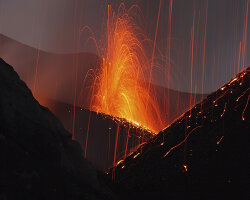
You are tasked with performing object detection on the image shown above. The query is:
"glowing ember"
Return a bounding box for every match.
[220,103,227,117]
[216,136,224,145]
[220,86,226,91]
[90,4,163,133]
[182,164,188,172]
[133,152,140,159]
[117,159,124,165]
[163,125,203,157]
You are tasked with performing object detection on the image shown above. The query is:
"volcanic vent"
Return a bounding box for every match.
[88,4,165,134]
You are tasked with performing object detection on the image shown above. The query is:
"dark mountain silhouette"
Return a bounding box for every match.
[108,67,250,199]
[0,58,112,200]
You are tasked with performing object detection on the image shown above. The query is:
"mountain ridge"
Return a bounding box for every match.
[108,67,250,199]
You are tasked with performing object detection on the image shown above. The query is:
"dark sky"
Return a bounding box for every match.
[0,0,249,93]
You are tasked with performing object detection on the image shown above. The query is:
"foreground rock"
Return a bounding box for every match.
[0,58,112,200]
[109,67,250,199]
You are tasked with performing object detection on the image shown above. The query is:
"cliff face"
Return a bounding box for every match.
[109,68,250,199]
[0,58,111,200]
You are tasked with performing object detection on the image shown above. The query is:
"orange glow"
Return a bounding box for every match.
[124,125,130,159]
[183,164,188,172]
[163,125,203,157]
[32,47,40,97]
[216,135,224,145]
[242,95,250,121]
[90,4,164,133]
[133,152,140,159]
[189,1,196,116]
[220,103,227,117]
[236,88,250,102]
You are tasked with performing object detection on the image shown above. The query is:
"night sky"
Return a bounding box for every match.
[0,0,249,93]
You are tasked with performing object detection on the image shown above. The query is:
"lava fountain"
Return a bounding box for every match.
[90,4,164,133]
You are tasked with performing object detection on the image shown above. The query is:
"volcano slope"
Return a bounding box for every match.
[46,100,153,171]
[42,87,205,172]
[0,58,113,200]
[108,67,250,199]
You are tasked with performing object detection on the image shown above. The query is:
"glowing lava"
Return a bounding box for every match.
[90,4,163,133]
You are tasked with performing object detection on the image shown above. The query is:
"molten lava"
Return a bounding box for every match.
[90,4,163,133]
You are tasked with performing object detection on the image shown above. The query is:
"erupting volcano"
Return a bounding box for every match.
[89,4,164,133]
[1,0,250,199]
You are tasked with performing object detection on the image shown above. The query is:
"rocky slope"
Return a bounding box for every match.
[109,67,250,199]
[0,58,111,200]
[47,100,153,171]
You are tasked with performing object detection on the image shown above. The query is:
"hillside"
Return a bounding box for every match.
[0,58,111,199]
[108,67,250,199]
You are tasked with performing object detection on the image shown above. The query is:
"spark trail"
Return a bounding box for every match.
[90,4,164,133]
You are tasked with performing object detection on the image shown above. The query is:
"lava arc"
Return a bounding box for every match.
[90,4,164,133]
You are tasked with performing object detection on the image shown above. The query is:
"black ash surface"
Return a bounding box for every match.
[0,58,112,200]
[108,67,250,199]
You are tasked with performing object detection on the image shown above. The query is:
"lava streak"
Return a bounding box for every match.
[90,4,163,133]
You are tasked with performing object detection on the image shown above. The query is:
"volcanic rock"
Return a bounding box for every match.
[46,100,153,171]
[0,58,112,200]
[109,67,250,199]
